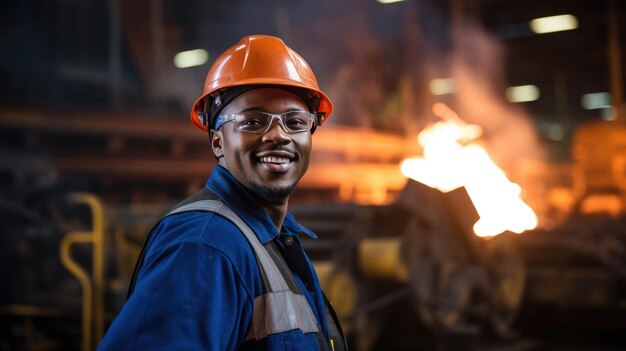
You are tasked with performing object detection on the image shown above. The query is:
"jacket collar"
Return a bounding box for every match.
[206,165,317,244]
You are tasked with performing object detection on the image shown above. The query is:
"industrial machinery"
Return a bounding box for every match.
[0,152,89,350]
[0,151,525,350]
[294,180,526,351]
[2,117,626,350]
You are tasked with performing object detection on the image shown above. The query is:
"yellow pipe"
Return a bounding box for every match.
[59,193,106,351]
[60,232,94,351]
[358,238,408,282]
[71,193,106,344]
[313,261,358,320]
[312,261,336,288]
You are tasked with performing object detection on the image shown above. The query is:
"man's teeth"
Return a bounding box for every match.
[260,156,291,164]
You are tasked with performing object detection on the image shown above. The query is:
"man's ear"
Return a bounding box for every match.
[210,129,224,158]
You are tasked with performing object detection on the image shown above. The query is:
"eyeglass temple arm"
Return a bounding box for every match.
[315,113,325,126]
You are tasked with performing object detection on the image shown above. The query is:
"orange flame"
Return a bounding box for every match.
[400,103,538,237]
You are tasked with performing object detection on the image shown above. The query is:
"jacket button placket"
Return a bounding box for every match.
[284,236,295,247]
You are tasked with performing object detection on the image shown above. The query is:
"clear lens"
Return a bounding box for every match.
[237,112,270,132]
[233,111,314,133]
[283,111,314,131]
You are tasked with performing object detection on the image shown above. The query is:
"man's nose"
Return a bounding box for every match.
[262,117,291,143]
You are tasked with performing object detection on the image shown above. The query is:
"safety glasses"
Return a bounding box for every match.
[215,111,319,134]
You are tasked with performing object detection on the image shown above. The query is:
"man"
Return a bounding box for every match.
[98,35,345,351]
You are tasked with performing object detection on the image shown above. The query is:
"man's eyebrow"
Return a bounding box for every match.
[238,106,308,113]
[238,107,264,113]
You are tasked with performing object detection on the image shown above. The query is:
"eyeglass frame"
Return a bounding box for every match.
[214,110,322,134]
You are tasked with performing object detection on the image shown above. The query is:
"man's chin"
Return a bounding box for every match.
[249,182,295,204]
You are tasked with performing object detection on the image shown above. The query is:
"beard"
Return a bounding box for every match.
[249,182,295,204]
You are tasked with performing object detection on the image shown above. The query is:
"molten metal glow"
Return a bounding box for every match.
[400,104,537,237]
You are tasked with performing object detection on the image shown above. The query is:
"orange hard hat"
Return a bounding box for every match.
[190,35,333,132]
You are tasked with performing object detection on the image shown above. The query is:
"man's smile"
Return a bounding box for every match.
[255,150,297,173]
[259,156,289,163]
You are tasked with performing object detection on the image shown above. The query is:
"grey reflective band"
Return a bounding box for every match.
[168,201,289,292]
[246,291,320,340]
[166,200,321,340]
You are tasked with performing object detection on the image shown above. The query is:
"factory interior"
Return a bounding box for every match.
[1,0,626,350]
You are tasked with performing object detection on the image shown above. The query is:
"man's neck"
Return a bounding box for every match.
[258,198,289,230]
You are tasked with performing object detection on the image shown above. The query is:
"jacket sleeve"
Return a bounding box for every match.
[98,241,253,351]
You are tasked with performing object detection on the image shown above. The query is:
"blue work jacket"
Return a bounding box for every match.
[98,165,330,351]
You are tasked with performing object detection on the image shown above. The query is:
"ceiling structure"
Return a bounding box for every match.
[481,1,618,123]
[1,0,624,161]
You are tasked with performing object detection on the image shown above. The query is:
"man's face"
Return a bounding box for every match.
[211,88,313,204]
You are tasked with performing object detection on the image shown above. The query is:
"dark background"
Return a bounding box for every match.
[1,0,626,350]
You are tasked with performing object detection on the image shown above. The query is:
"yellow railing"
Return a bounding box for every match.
[59,193,105,351]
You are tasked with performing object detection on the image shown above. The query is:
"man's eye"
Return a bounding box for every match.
[287,118,306,126]
[241,119,264,126]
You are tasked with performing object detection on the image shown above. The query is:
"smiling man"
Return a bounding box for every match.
[98,35,346,351]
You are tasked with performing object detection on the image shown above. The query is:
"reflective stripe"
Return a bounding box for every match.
[167,200,321,340]
[168,201,289,292]
[246,290,320,340]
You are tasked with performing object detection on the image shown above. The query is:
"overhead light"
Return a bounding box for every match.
[506,85,540,103]
[530,14,578,34]
[377,0,406,4]
[429,78,456,96]
[603,107,617,121]
[581,92,611,110]
[540,123,565,141]
[173,49,209,69]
